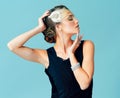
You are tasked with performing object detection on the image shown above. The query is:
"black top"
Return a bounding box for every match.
[45,41,93,98]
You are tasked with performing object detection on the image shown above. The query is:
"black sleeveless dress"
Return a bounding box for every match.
[45,41,93,98]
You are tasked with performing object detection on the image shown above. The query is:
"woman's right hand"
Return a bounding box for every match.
[38,10,50,32]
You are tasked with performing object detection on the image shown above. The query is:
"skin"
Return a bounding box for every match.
[7,9,94,90]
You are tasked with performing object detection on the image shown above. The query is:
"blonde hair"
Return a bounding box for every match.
[42,5,69,43]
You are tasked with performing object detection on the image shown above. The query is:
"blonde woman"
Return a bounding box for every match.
[8,5,94,98]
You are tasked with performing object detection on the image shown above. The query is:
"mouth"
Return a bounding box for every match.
[76,25,80,29]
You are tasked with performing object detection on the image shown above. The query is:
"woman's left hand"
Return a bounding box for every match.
[68,33,83,56]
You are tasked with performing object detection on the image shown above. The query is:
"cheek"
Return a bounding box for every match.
[62,23,74,33]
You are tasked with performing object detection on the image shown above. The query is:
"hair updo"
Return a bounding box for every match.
[42,5,69,43]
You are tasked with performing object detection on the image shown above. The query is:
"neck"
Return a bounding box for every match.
[54,34,73,54]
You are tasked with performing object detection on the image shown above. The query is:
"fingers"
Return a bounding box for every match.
[79,34,83,42]
[38,10,50,25]
[41,10,50,19]
[71,34,80,49]
[68,33,83,54]
[75,33,83,44]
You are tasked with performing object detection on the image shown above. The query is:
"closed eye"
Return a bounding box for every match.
[68,15,74,21]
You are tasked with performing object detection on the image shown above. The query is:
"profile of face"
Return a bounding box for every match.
[43,5,80,43]
[49,8,80,35]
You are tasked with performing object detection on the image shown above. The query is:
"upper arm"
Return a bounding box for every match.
[12,46,48,66]
[82,40,95,80]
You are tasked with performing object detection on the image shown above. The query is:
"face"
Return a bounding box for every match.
[59,9,80,35]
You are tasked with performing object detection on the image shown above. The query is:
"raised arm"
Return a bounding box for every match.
[68,35,94,90]
[7,11,50,67]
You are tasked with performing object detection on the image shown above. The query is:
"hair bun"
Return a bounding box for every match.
[43,27,56,43]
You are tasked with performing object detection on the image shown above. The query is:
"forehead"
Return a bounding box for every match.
[60,9,73,18]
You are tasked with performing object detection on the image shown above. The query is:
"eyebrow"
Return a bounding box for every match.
[62,13,74,20]
[68,14,74,17]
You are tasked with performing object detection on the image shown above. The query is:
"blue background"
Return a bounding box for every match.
[0,0,120,98]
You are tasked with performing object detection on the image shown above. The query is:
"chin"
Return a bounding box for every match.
[75,29,80,34]
[75,30,80,34]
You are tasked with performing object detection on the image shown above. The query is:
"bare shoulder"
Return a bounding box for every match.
[33,48,49,68]
[34,48,47,57]
[83,40,94,48]
[83,40,95,55]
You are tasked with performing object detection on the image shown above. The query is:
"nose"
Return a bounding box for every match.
[74,17,79,23]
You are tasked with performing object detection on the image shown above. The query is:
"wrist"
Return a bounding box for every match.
[71,62,81,71]
[35,26,43,33]
[68,52,75,58]
[69,53,78,66]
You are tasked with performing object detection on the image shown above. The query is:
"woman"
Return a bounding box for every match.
[7,5,94,98]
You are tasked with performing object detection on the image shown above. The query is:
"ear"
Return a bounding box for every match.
[55,24,62,31]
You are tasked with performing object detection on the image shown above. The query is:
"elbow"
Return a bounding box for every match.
[7,42,14,51]
[80,81,91,90]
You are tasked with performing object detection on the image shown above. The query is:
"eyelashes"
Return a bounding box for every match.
[68,17,73,21]
[67,15,74,21]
